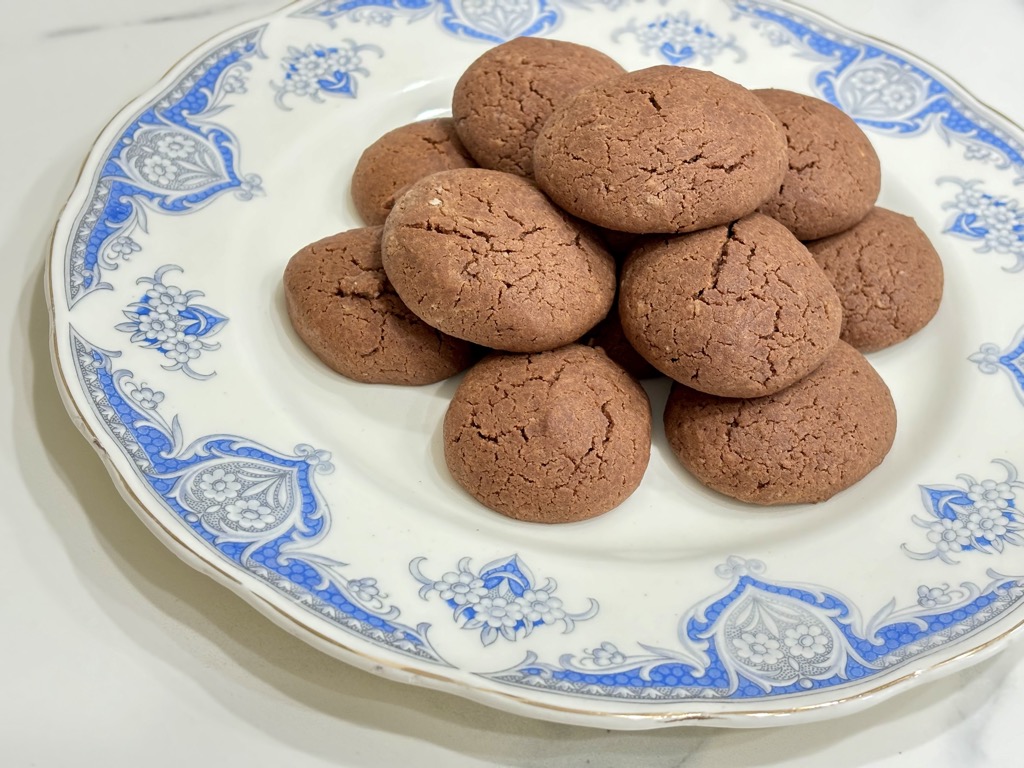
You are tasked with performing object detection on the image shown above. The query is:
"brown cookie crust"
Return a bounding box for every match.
[619,213,842,397]
[382,168,616,352]
[755,89,881,241]
[351,118,476,225]
[806,207,944,352]
[452,38,625,178]
[284,227,476,385]
[533,66,788,233]
[664,341,896,505]
[444,345,651,523]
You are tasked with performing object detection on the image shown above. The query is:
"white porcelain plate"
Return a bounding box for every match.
[47,0,1024,729]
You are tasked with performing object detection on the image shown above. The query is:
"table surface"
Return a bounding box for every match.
[4,1,1023,764]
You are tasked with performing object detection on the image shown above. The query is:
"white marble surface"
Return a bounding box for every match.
[3,0,1023,764]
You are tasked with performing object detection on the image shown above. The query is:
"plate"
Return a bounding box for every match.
[47,0,1024,729]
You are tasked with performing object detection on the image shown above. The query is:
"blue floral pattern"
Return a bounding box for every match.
[69,330,445,664]
[730,1,1024,177]
[411,555,598,645]
[903,461,1024,564]
[613,11,744,66]
[971,322,1024,404]
[291,0,614,43]
[485,557,1024,700]
[941,178,1024,273]
[272,40,383,108]
[115,265,227,380]
[64,29,265,307]
[50,0,1024,718]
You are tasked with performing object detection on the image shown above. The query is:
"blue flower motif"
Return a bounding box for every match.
[941,178,1024,272]
[272,41,383,109]
[614,12,744,66]
[411,555,598,645]
[903,460,1024,564]
[115,264,228,380]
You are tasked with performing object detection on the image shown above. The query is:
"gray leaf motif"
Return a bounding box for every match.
[169,458,309,544]
[121,126,228,193]
[833,58,929,120]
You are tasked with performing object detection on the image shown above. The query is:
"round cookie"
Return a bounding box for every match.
[664,341,896,505]
[351,118,476,225]
[284,227,477,385]
[452,37,625,178]
[619,213,842,397]
[533,66,788,234]
[806,207,944,352]
[444,345,651,523]
[755,88,881,240]
[382,168,616,352]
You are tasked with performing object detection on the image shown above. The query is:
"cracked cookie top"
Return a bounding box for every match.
[443,344,651,523]
[664,340,896,505]
[452,37,625,178]
[381,168,617,352]
[532,65,788,234]
[754,88,881,241]
[619,212,842,397]
[284,226,477,385]
[351,118,477,226]
[806,206,944,352]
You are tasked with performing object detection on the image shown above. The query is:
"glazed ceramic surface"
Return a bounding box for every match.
[48,0,1024,728]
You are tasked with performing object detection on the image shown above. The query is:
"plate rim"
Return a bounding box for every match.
[44,0,1024,729]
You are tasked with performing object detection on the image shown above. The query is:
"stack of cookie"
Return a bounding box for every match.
[284,38,943,522]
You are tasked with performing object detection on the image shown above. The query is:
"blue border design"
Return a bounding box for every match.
[291,0,613,44]
[70,329,445,665]
[484,557,1024,700]
[55,0,1024,710]
[65,28,266,308]
[730,0,1024,178]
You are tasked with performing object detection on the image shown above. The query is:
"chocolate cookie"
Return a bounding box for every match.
[444,345,651,522]
[664,341,896,505]
[619,213,842,397]
[382,168,616,352]
[806,207,944,352]
[351,118,476,225]
[755,89,881,240]
[452,38,625,178]
[284,227,476,385]
[533,66,788,234]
